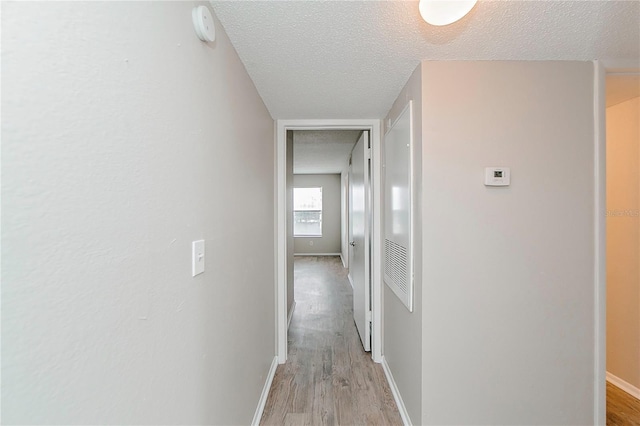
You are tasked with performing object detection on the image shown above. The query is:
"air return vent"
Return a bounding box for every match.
[383,101,413,312]
[385,239,408,294]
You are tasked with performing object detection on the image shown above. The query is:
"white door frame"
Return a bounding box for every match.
[593,59,606,426]
[275,119,383,364]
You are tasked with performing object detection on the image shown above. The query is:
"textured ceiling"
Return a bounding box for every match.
[606,74,640,107]
[293,130,361,174]
[211,0,639,119]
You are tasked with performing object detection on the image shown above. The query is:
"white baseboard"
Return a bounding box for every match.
[340,253,347,268]
[287,300,296,329]
[607,371,640,399]
[381,356,412,426]
[294,253,341,256]
[252,356,278,426]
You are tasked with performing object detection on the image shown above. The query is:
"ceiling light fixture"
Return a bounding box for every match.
[418,0,477,26]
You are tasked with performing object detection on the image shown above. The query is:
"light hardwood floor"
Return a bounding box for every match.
[607,382,640,425]
[260,256,402,426]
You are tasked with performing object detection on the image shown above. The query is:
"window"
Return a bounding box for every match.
[294,187,322,237]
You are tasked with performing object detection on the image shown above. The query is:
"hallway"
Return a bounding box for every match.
[260,256,402,425]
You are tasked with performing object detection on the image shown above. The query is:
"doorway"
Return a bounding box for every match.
[604,71,640,424]
[275,120,383,364]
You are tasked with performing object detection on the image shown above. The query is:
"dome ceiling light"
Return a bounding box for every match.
[418,0,478,26]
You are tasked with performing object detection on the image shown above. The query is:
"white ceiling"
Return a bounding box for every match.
[211,0,640,120]
[293,130,361,174]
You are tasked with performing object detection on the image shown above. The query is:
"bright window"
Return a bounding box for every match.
[294,187,322,237]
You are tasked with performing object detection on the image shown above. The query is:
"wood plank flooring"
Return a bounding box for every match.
[260,256,402,426]
[607,381,640,425]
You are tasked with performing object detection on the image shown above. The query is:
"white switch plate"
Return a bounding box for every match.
[192,240,205,277]
[484,167,510,186]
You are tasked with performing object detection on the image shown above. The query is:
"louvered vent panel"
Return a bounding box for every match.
[385,239,408,295]
[384,100,413,311]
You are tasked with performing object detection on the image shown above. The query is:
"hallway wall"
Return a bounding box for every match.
[382,63,423,425]
[606,96,640,391]
[293,174,342,254]
[2,2,275,424]
[420,61,596,425]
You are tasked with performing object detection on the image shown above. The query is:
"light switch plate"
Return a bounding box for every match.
[192,240,205,277]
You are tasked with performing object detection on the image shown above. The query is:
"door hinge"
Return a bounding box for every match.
[366,310,372,323]
[366,148,372,160]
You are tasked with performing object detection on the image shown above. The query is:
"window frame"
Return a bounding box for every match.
[293,187,323,237]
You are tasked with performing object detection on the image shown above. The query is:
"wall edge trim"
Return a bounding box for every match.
[606,372,640,399]
[251,356,278,426]
[594,59,607,426]
[381,356,412,426]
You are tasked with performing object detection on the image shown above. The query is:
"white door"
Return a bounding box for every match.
[349,131,371,351]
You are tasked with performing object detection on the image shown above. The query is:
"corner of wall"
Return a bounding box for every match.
[381,61,423,425]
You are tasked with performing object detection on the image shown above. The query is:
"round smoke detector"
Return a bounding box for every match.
[192,5,215,42]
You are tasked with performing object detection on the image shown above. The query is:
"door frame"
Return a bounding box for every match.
[275,119,383,364]
[593,59,606,426]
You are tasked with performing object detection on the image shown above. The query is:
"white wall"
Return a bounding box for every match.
[2,2,275,424]
[606,96,640,390]
[293,174,342,254]
[420,61,596,425]
[382,63,423,425]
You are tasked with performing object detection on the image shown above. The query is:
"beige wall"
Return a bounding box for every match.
[606,96,640,390]
[293,174,342,254]
[420,61,595,425]
[2,2,275,424]
[382,63,423,425]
